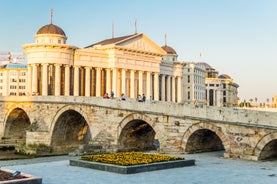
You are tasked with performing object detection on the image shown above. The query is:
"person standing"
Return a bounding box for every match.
[142,94,146,102]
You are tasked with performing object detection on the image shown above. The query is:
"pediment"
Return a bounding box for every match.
[116,34,166,55]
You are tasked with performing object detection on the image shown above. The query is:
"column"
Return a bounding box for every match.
[138,71,143,95]
[213,89,216,106]
[3,70,8,96]
[154,73,159,101]
[96,68,101,97]
[64,65,70,96]
[177,76,182,103]
[161,74,166,101]
[130,70,135,98]
[146,71,151,100]
[121,69,126,95]
[172,76,176,102]
[27,64,32,96]
[206,89,209,105]
[54,64,61,96]
[112,68,117,97]
[41,64,48,96]
[91,69,95,96]
[32,64,38,94]
[73,66,79,96]
[85,67,91,96]
[166,76,171,102]
[106,68,111,94]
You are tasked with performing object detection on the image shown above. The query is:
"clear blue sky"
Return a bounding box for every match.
[1,0,277,103]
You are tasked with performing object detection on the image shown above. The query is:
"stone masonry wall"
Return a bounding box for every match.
[0,96,276,160]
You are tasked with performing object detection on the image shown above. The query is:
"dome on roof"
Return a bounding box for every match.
[198,62,213,69]
[161,45,177,55]
[218,74,231,79]
[36,24,66,36]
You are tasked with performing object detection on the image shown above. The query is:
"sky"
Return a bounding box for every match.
[0,0,277,103]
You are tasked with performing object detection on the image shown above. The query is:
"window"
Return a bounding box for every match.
[188,75,190,83]
[10,78,17,82]
[20,72,26,76]
[188,91,190,100]
[19,79,26,82]
[9,92,16,96]
[10,71,17,76]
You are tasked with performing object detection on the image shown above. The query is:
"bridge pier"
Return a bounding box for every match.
[26,131,51,146]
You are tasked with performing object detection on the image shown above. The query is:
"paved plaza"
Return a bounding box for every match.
[1,152,277,184]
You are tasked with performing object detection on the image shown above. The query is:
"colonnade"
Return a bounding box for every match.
[159,74,182,103]
[27,64,183,102]
[206,88,218,106]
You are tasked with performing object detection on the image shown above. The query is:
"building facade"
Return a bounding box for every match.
[201,63,239,107]
[0,21,238,105]
[23,22,194,102]
[182,62,206,104]
[0,63,27,96]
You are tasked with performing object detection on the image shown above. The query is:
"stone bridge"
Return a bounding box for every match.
[0,96,277,161]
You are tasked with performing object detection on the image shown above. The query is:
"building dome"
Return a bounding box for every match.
[218,74,231,79]
[161,45,177,55]
[198,62,213,70]
[36,24,66,36]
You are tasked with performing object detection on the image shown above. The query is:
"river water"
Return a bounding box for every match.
[0,151,276,184]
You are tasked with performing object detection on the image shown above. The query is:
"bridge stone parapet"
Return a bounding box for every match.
[1,96,276,127]
[0,96,276,160]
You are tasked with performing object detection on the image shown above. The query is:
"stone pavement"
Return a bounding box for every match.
[1,152,277,184]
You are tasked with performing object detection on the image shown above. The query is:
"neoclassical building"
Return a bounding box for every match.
[0,62,27,96]
[22,21,190,102]
[200,63,239,107]
[183,62,206,104]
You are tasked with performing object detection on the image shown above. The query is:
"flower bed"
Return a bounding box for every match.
[70,152,195,174]
[81,152,184,166]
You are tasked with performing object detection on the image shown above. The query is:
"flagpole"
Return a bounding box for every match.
[112,21,114,38]
[134,19,137,34]
[164,33,167,46]
[50,8,53,24]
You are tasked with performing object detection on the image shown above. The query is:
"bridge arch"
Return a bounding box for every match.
[50,105,91,152]
[117,113,160,151]
[253,132,277,160]
[181,122,230,154]
[3,107,31,143]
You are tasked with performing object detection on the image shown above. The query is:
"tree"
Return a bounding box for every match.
[249,98,253,106]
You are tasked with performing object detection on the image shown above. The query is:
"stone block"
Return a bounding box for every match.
[69,159,195,174]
